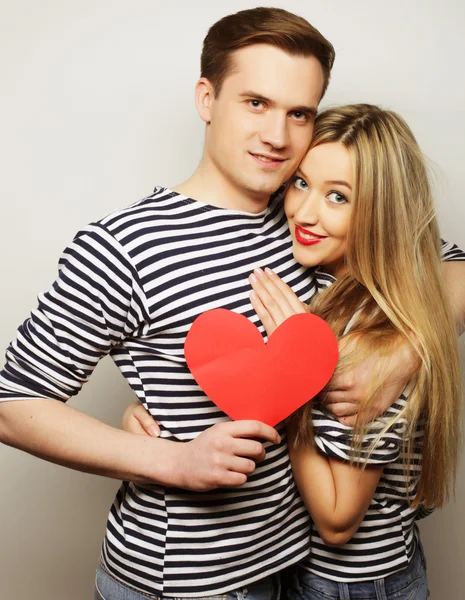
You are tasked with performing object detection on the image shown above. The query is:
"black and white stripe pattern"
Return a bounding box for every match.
[0,188,318,597]
[0,187,463,595]
[301,262,454,582]
[305,399,427,582]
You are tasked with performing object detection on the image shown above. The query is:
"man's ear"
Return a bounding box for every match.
[195,77,215,124]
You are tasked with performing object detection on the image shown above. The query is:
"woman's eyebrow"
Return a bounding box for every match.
[325,179,352,190]
[294,171,352,191]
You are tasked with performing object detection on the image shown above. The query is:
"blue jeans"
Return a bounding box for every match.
[287,546,428,600]
[94,567,281,600]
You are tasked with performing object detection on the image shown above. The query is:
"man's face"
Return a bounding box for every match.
[202,44,325,207]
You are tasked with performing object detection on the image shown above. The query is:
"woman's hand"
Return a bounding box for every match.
[121,401,161,437]
[248,268,418,425]
[248,267,308,336]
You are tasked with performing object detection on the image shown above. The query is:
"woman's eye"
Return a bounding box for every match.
[327,191,348,204]
[293,177,308,191]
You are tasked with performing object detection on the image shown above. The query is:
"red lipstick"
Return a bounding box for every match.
[294,224,327,246]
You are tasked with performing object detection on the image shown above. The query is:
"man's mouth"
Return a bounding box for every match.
[250,152,286,167]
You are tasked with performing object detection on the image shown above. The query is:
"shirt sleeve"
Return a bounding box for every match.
[441,239,465,260]
[416,505,435,520]
[0,223,149,403]
[312,397,409,466]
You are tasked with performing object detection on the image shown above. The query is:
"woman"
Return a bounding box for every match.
[123,104,462,600]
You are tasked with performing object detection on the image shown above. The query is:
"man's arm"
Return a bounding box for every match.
[0,398,176,482]
[0,398,279,490]
[0,225,280,489]
[248,255,465,425]
[326,258,465,424]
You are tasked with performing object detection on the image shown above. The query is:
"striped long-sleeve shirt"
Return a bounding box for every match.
[0,188,318,597]
[0,187,463,596]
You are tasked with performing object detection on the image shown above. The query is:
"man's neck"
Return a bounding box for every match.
[173,160,270,214]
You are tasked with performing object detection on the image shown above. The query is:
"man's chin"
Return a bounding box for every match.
[245,179,285,199]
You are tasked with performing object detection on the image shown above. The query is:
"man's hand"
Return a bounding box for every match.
[173,420,281,491]
[0,399,280,491]
[120,404,281,490]
[325,336,420,425]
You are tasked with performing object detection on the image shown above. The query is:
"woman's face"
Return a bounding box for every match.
[285,142,353,277]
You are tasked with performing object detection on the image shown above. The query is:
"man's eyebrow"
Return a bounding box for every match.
[239,91,318,116]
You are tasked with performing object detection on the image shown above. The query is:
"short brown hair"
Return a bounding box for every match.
[201,7,335,98]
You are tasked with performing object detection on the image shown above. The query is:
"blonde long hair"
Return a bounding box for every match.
[294,104,462,508]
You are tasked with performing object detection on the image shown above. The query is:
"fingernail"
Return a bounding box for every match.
[149,427,160,437]
[250,291,257,300]
[255,267,265,278]
[249,273,258,284]
[265,267,274,276]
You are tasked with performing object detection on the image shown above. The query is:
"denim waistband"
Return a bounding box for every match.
[295,542,426,599]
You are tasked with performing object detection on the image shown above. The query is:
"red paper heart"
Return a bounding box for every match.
[184,308,338,426]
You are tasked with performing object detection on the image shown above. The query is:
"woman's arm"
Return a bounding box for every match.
[288,426,383,546]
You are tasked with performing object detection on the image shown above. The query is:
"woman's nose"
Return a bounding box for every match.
[294,193,320,225]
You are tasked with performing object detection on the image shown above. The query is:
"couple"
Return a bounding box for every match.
[0,7,464,600]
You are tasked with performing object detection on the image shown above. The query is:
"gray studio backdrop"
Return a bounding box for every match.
[1,1,464,598]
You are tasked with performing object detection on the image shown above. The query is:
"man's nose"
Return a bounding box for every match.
[260,112,289,149]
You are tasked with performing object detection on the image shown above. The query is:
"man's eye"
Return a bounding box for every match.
[293,177,308,191]
[327,191,348,204]
[249,100,264,109]
[291,111,308,122]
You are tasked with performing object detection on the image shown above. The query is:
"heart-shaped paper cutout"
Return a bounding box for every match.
[184,308,338,426]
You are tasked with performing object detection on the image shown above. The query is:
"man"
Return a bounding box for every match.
[0,7,464,600]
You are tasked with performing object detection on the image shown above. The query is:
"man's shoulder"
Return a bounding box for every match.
[84,186,210,248]
[78,185,287,254]
[96,186,185,232]
[64,187,192,257]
